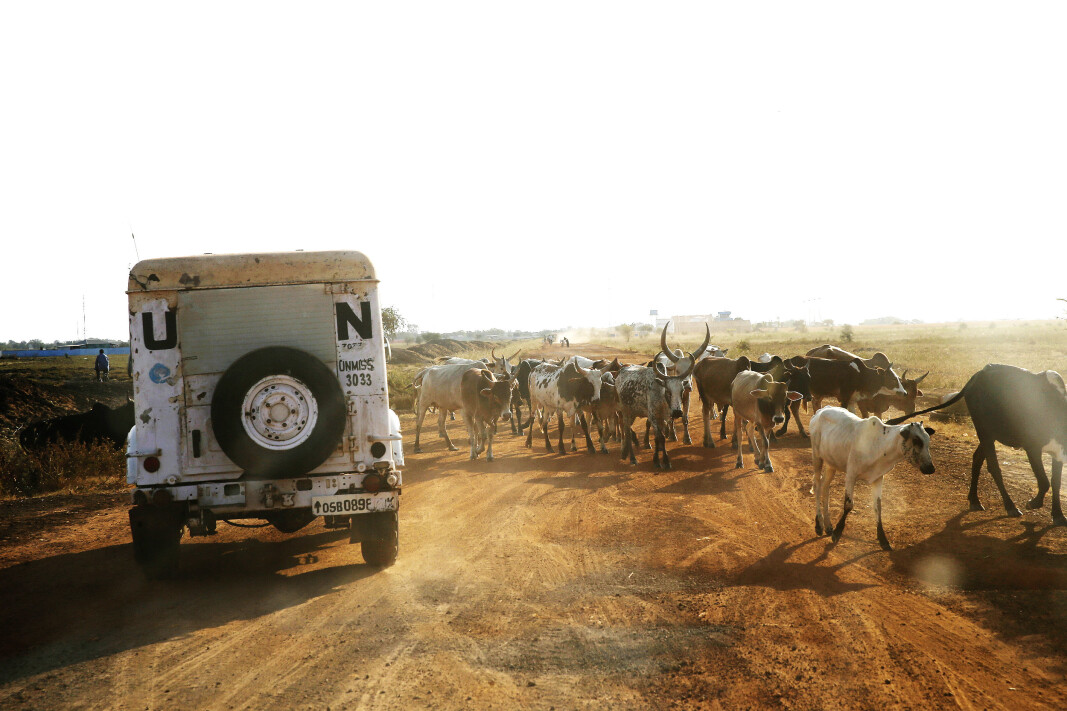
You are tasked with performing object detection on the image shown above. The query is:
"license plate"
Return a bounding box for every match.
[311,492,398,516]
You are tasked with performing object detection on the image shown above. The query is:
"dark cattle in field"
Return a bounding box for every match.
[806,344,893,370]
[19,401,134,449]
[889,363,1067,524]
[859,369,929,418]
[775,362,812,437]
[692,356,752,447]
[801,356,905,413]
[511,358,544,434]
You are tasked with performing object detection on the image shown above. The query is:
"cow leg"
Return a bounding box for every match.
[542,409,554,453]
[776,401,792,437]
[413,403,428,453]
[1051,458,1065,525]
[643,420,652,449]
[666,416,678,443]
[968,445,986,510]
[702,398,715,449]
[758,424,773,473]
[680,389,692,445]
[557,412,566,453]
[812,396,823,412]
[981,441,1022,517]
[812,454,826,535]
[719,404,730,441]
[524,405,536,448]
[1025,449,1050,510]
[578,413,596,454]
[486,422,496,462]
[657,427,670,471]
[873,478,892,551]
[831,473,856,543]
[733,414,744,469]
[464,412,479,460]
[439,410,458,451]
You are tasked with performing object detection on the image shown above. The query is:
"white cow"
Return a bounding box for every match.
[810,407,936,550]
[524,358,605,453]
[413,363,487,453]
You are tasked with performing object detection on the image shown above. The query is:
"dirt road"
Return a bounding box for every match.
[2,388,1066,708]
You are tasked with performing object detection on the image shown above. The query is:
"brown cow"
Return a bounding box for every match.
[730,370,803,472]
[460,368,513,461]
[800,356,906,413]
[692,356,752,447]
[859,369,929,418]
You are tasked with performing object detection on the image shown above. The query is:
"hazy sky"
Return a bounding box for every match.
[2,2,1064,341]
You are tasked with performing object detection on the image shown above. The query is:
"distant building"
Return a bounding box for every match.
[671,312,752,334]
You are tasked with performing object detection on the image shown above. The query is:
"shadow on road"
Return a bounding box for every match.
[0,529,379,685]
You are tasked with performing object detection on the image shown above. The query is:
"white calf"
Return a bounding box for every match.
[810,407,936,550]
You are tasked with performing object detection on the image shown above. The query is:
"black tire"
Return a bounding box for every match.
[211,347,346,478]
[360,511,398,567]
[130,506,183,580]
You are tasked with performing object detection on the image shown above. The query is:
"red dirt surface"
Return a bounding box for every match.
[1,346,1065,709]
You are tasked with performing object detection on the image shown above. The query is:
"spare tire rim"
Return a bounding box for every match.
[241,375,319,451]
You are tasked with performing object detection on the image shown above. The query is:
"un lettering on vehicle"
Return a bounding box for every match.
[334,293,382,395]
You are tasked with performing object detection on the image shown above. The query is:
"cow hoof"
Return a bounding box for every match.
[1006,506,1023,518]
[774,428,786,438]
[682,436,692,446]
[469,454,476,461]
[448,445,459,451]
[1053,513,1067,526]
[487,455,494,462]
[968,500,985,512]
[1026,496,1045,510]
[879,541,893,552]
[570,445,578,452]
[734,460,743,469]
[599,447,608,454]
[831,531,842,543]
[545,446,554,453]
[413,446,422,454]
[815,521,824,536]
[763,465,774,473]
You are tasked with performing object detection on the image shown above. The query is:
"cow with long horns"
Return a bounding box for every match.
[617,357,697,470]
[648,322,711,445]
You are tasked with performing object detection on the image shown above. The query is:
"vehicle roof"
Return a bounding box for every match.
[128,251,376,292]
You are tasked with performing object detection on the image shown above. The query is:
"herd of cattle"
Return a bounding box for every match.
[412,324,1067,548]
[14,326,1066,550]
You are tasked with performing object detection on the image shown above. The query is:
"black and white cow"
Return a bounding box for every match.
[616,358,696,470]
[889,363,1067,525]
[524,358,604,453]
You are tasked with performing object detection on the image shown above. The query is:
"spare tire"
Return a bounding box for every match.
[211,347,346,478]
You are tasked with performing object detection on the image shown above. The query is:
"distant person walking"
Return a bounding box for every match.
[95,349,109,382]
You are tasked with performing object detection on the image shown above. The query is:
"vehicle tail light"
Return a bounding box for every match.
[144,456,161,473]
[362,473,382,493]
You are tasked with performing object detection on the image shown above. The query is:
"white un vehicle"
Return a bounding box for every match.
[126,251,402,579]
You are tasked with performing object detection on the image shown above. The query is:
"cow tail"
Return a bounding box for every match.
[885,371,978,425]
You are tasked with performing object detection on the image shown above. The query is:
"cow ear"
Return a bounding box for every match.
[749,389,768,399]
[916,389,924,396]
[787,391,803,401]
[924,426,936,436]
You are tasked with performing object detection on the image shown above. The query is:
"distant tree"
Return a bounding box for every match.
[616,324,634,342]
[418,332,442,343]
[381,306,407,338]
[840,324,854,343]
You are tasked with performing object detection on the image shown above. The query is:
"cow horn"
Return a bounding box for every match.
[660,322,680,362]
[675,353,697,380]
[693,323,710,360]
[915,371,929,383]
[491,347,498,360]
[508,349,521,361]
[654,361,669,379]
[901,369,909,380]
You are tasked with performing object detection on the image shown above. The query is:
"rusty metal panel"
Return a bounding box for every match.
[178,284,336,376]
[128,250,376,294]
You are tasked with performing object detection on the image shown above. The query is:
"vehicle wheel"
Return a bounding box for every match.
[211,347,347,478]
[360,511,398,567]
[129,506,183,580]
